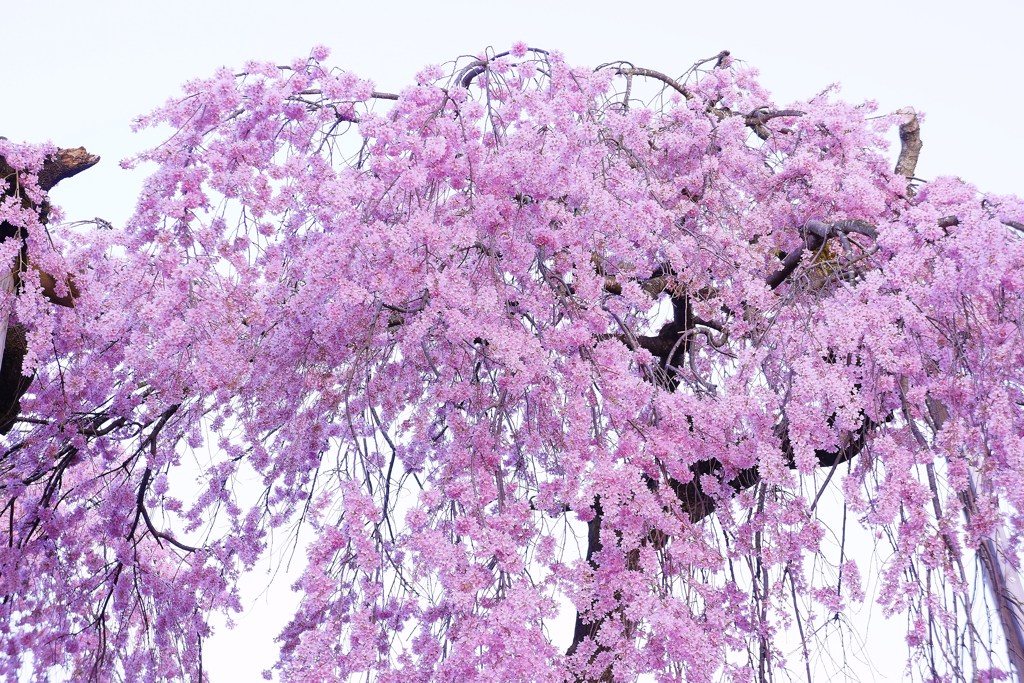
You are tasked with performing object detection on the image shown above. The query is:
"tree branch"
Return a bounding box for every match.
[894,108,922,182]
[567,416,876,677]
[766,219,877,290]
[35,147,101,191]
[668,416,874,523]
[0,144,98,434]
[568,220,881,676]
[614,66,694,101]
[137,468,198,553]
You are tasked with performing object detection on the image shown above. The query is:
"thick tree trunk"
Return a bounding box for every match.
[0,143,98,433]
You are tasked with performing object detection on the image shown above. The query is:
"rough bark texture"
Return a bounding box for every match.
[0,143,98,433]
[894,108,923,185]
[0,325,30,434]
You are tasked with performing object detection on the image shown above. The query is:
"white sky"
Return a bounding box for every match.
[7,0,1023,225]
[5,0,1023,680]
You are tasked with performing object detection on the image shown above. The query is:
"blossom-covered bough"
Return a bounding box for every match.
[2,45,1023,682]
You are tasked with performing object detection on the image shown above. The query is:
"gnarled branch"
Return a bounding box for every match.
[1,143,99,434]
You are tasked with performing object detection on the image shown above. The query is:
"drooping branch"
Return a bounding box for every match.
[568,219,881,676]
[925,393,1024,676]
[136,468,198,554]
[893,113,1024,677]
[567,414,877,677]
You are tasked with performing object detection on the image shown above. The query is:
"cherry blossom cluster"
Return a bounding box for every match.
[1,45,1022,682]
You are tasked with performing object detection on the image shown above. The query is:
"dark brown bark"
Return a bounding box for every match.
[765,232,825,290]
[635,290,692,390]
[34,147,101,192]
[0,143,98,434]
[568,105,1021,681]
[667,417,874,524]
[0,325,31,434]
[566,416,876,678]
[568,215,879,679]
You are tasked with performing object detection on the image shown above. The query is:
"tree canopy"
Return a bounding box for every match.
[2,46,1023,682]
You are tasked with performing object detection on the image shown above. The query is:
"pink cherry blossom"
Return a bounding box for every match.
[1,47,1023,682]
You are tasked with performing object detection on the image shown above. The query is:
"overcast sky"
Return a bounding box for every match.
[7,0,1023,225]
[6,0,1022,679]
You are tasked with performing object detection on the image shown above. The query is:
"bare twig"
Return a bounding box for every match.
[137,468,198,553]
[614,66,694,101]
